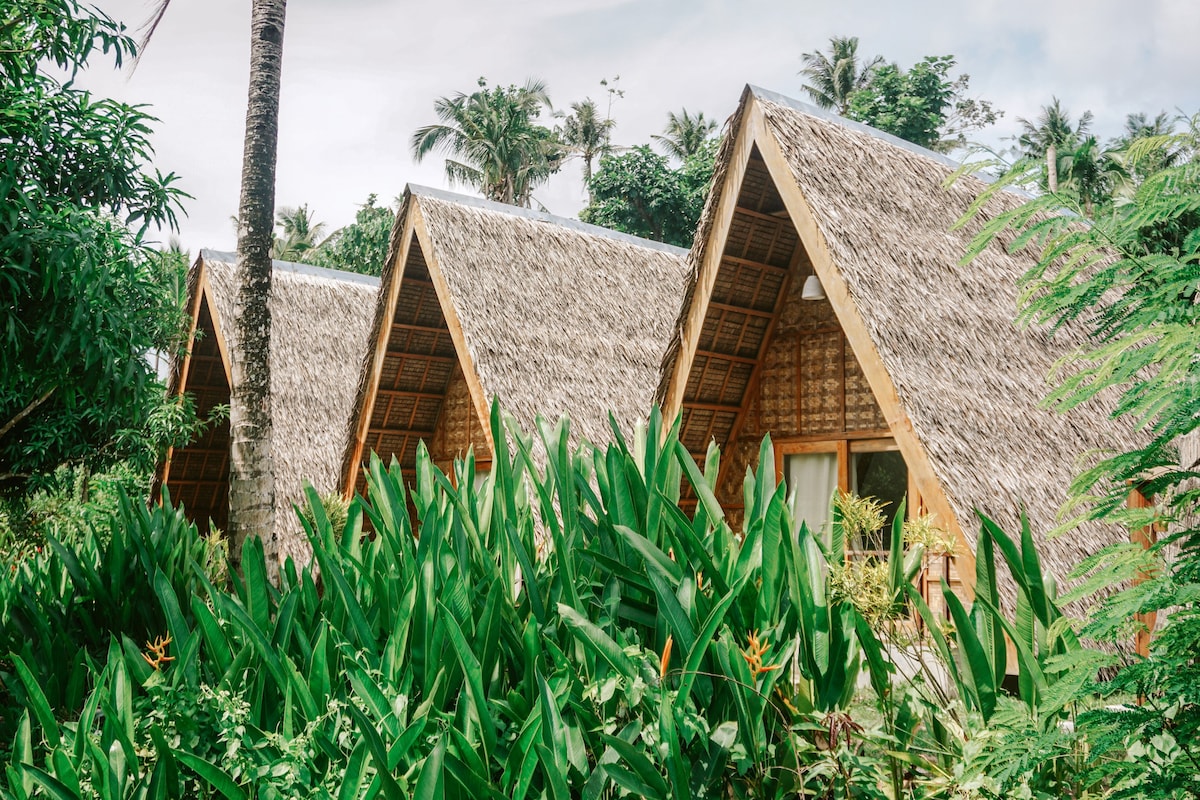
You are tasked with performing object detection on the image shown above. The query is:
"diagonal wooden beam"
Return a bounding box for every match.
[749,95,976,596]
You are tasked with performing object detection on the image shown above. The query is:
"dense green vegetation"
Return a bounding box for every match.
[799,36,1000,153]
[6,3,1200,796]
[580,142,717,248]
[0,405,1115,799]
[952,110,1200,800]
[0,0,206,543]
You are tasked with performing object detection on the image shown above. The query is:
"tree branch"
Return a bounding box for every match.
[0,388,55,441]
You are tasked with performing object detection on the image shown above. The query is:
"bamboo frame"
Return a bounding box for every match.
[343,210,419,496]
[158,264,231,494]
[410,203,495,458]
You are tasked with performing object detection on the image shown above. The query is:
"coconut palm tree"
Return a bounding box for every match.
[1017,97,1093,193]
[411,78,561,208]
[1112,111,1182,185]
[273,204,327,261]
[799,36,883,115]
[139,0,287,569]
[557,98,615,198]
[1061,136,1127,216]
[652,109,717,162]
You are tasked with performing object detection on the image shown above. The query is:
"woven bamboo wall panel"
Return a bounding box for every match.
[844,344,887,430]
[715,435,760,523]
[430,366,486,467]
[798,331,843,435]
[758,331,799,434]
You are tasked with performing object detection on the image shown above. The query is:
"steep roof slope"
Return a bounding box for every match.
[343,186,689,483]
[167,251,378,565]
[660,86,1135,601]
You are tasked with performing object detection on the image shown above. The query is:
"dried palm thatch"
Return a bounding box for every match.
[659,86,1140,610]
[342,186,689,487]
[162,250,379,566]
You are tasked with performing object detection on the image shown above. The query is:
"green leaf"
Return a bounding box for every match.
[413,737,446,800]
[942,580,996,720]
[440,601,496,763]
[173,752,247,800]
[675,574,749,712]
[557,603,640,679]
[600,733,668,799]
[10,654,60,748]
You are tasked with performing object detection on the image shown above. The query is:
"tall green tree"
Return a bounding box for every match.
[1060,136,1127,217]
[1017,97,1093,193]
[959,112,1200,800]
[799,35,883,115]
[652,108,718,162]
[311,194,397,276]
[1111,111,1184,185]
[557,98,615,197]
[580,140,717,247]
[845,55,1000,152]
[0,0,189,494]
[411,78,562,207]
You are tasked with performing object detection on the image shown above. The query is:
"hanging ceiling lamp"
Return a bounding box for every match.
[801,274,826,301]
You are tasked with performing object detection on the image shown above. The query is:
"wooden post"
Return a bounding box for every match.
[1128,487,1158,658]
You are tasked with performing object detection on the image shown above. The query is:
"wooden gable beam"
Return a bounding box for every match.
[747,96,977,594]
[409,200,496,459]
[663,103,765,422]
[159,261,230,492]
[342,209,419,496]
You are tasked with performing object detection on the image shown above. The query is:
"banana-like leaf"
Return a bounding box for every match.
[412,737,446,800]
[675,574,750,712]
[600,733,668,799]
[941,579,996,720]
[557,603,640,680]
[173,752,247,800]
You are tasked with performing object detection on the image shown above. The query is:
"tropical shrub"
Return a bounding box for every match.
[1,405,953,798]
[955,115,1200,800]
[6,401,1140,798]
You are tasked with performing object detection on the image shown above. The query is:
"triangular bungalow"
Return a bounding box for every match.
[159,251,379,564]
[657,86,1133,605]
[341,185,688,495]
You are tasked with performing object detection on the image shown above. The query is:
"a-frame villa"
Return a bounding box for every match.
[657,86,1133,607]
[341,185,689,495]
[158,251,378,564]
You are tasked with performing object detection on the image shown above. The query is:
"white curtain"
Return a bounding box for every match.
[786,453,838,540]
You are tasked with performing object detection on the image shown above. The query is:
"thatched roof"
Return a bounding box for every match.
[165,251,378,566]
[342,186,689,486]
[659,86,1136,605]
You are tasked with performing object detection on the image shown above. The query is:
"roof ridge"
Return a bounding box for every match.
[405,184,690,256]
[200,249,382,288]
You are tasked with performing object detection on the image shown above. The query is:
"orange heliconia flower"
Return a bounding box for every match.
[142,634,174,671]
[742,630,780,678]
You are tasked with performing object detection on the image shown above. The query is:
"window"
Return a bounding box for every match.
[851,448,907,552]
[781,438,910,551]
[784,451,837,536]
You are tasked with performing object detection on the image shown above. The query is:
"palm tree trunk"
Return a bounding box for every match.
[1046,143,1059,194]
[229,0,287,575]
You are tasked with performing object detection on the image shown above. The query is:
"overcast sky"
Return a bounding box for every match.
[85,0,1200,255]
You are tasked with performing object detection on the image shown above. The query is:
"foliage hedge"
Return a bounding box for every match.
[0,406,1179,798]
